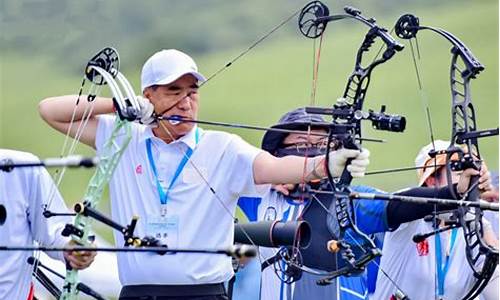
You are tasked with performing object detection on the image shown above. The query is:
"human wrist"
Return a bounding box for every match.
[308,155,326,180]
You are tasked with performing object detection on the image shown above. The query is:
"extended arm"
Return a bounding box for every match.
[386,185,458,229]
[387,168,492,228]
[253,148,369,185]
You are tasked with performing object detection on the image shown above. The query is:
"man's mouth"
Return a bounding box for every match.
[166,115,189,126]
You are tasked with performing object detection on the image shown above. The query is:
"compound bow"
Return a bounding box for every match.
[37,47,141,300]
[395,14,499,300]
[265,0,408,285]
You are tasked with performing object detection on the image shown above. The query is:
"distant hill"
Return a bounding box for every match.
[0,0,484,66]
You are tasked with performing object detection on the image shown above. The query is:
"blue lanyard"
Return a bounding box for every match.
[435,227,458,296]
[145,128,199,208]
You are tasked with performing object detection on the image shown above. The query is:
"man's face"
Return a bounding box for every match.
[426,165,461,188]
[144,74,199,141]
[277,129,330,195]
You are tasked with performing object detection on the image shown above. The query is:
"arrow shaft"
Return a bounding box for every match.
[0,245,253,256]
[158,117,385,143]
[350,192,499,211]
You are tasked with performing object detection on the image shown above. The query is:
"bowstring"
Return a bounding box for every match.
[284,31,327,279]
[366,25,443,298]
[310,32,325,106]
[32,77,101,291]
[45,83,102,211]
[156,121,269,265]
[407,35,442,298]
[200,7,302,87]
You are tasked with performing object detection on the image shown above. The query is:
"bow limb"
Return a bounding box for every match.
[448,46,499,300]
[395,14,499,300]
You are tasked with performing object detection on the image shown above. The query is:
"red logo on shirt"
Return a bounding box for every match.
[416,239,429,256]
[135,164,143,174]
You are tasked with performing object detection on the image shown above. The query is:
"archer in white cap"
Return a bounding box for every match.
[141,49,206,92]
[415,140,452,187]
[139,49,207,143]
[373,141,498,300]
[38,49,371,299]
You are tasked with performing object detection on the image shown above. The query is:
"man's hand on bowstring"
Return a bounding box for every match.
[477,163,498,202]
[456,164,493,199]
[136,95,157,127]
[63,240,97,270]
[327,148,370,178]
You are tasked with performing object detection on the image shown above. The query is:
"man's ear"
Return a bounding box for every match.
[424,175,437,187]
[143,87,152,100]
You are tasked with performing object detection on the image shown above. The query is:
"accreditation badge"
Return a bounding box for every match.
[146,214,179,248]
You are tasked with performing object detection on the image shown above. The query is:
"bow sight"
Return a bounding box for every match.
[368,105,406,133]
[306,102,406,134]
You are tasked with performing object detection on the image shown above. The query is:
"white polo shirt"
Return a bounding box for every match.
[95,115,262,285]
[0,149,70,300]
[373,219,492,300]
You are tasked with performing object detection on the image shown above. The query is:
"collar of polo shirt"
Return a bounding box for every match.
[142,125,200,150]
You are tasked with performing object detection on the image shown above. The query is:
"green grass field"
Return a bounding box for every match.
[0,0,498,242]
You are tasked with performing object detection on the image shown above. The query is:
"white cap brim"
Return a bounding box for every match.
[142,70,206,92]
[418,155,447,186]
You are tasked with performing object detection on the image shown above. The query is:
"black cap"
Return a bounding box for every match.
[261,108,330,154]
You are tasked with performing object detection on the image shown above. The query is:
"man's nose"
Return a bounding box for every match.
[177,92,194,108]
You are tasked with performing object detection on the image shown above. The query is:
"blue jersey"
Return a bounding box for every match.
[351,185,388,295]
[351,185,389,234]
[233,185,388,300]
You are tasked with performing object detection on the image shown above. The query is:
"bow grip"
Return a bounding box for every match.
[466,174,481,202]
[339,138,360,185]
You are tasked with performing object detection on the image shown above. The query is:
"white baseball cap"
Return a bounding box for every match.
[415,140,450,186]
[140,49,206,92]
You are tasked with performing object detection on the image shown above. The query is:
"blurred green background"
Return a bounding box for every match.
[1,0,498,242]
